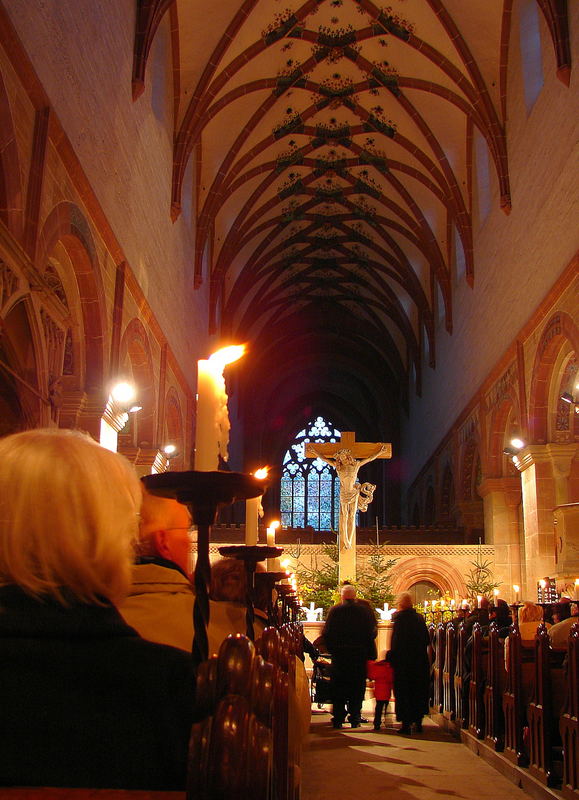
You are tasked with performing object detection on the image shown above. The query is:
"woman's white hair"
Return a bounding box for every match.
[0,428,141,604]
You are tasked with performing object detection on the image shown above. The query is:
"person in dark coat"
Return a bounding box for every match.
[389,592,430,734]
[322,584,377,728]
[0,429,195,790]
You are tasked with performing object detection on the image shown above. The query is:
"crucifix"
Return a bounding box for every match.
[305,432,392,583]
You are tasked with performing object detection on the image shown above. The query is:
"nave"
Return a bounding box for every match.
[303,710,527,800]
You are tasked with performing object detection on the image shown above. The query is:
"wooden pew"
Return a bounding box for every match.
[503,622,529,766]
[428,623,436,708]
[528,624,565,788]
[0,793,183,799]
[483,622,505,751]
[560,622,579,799]
[443,622,456,721]
[468,623,485,739]
[454,622,468,728]
[432,622,446,713]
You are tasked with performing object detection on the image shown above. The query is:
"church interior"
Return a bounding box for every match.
[0,0,578,796]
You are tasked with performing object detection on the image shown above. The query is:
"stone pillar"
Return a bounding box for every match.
[118,445,168,478]
[478,477,523,599]
[514,443,578,593]
[58,389,107,440]
[455,500,485,543]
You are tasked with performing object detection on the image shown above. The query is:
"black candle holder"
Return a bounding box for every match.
[143,470,267,666]
[255,571,287,626]
[218,545,283,640]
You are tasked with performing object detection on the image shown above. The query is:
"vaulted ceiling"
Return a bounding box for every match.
[133,0,570,454]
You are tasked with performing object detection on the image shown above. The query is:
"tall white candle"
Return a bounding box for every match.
[195,346,245,471]
[513,584,520,603]
[574,579,579,600]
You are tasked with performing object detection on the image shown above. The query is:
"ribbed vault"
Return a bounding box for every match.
[131,0,571,461]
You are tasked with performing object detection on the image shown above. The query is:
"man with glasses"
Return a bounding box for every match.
[119,485,196,652]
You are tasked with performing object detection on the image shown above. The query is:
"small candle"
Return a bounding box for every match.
[450,599,456,609]
[477,595,482,608]
[513,584,520,603]
[245,467,268,546]
[493,588,499,599]
[266,520,280,570]
[574,579,579,600]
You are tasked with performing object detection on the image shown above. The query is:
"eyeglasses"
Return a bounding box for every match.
[167,525,197,540]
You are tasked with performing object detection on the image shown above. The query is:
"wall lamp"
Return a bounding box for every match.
[503,437,526,457]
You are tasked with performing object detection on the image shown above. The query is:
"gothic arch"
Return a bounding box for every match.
[440,463,455,523]
[528,311,579,444]
[0,70,23,239]
[0,296,47,430]
[460,436,480,501]
[36,203,106,394]
[164,386,185,470]
[487,394,522,477]
[119,317,156,448]
[392,556,467,599]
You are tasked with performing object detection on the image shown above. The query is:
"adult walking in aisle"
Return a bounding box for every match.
[389,592,430,735]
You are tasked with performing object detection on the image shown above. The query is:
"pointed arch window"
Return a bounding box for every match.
[280,416,341,530]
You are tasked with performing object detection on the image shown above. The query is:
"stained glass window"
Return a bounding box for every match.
[280,416,341,531]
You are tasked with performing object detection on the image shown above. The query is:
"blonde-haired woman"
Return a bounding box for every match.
[518,601,551,643]
[0,429,194,790]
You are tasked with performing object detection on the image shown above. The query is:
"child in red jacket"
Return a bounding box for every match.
[367,652,394,731]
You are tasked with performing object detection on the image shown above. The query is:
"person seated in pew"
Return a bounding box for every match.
[489,598,512,638]
[549,602,578,649]
[0,429,194,790]
[518,601,551,643]
[119,484,196,652]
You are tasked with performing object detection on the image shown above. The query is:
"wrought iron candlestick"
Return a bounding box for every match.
[143,470,267,667]
[218,545,283,641]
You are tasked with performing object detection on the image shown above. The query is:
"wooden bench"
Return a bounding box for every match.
[483,622,506,751]
[560,622,579,798]
[443,623,456,721]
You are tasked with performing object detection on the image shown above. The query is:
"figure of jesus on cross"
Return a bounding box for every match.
[306,432,391,582]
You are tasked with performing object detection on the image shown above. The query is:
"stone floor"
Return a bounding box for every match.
[302,705,531,800]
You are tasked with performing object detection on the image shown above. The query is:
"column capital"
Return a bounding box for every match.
[477,476,521,501]
[513,442,578,475]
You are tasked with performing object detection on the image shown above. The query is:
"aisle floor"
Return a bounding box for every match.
[302,706,531,800]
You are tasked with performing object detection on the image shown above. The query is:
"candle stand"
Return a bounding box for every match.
[218,545,283,641]
[143,470,267,667]
[254,571,287,627]
[276,584,298,624]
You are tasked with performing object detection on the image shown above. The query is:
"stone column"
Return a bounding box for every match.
[478,477,523,599]
[118,445,168,477]
[514,443,578,593]
[58,389,107,440]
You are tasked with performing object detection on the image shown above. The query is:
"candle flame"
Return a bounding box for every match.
[271,520,280,530]
[254,467,268,480]
[208,345,246,370]
[513,584,520,592]
[539,579,547,588]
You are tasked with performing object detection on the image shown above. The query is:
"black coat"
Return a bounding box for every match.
[389,607,430,723]
[0,586,195,789]
[323,600,377,681]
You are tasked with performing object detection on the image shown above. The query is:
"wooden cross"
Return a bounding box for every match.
[305,431,392,461]
[305,432,392,583]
